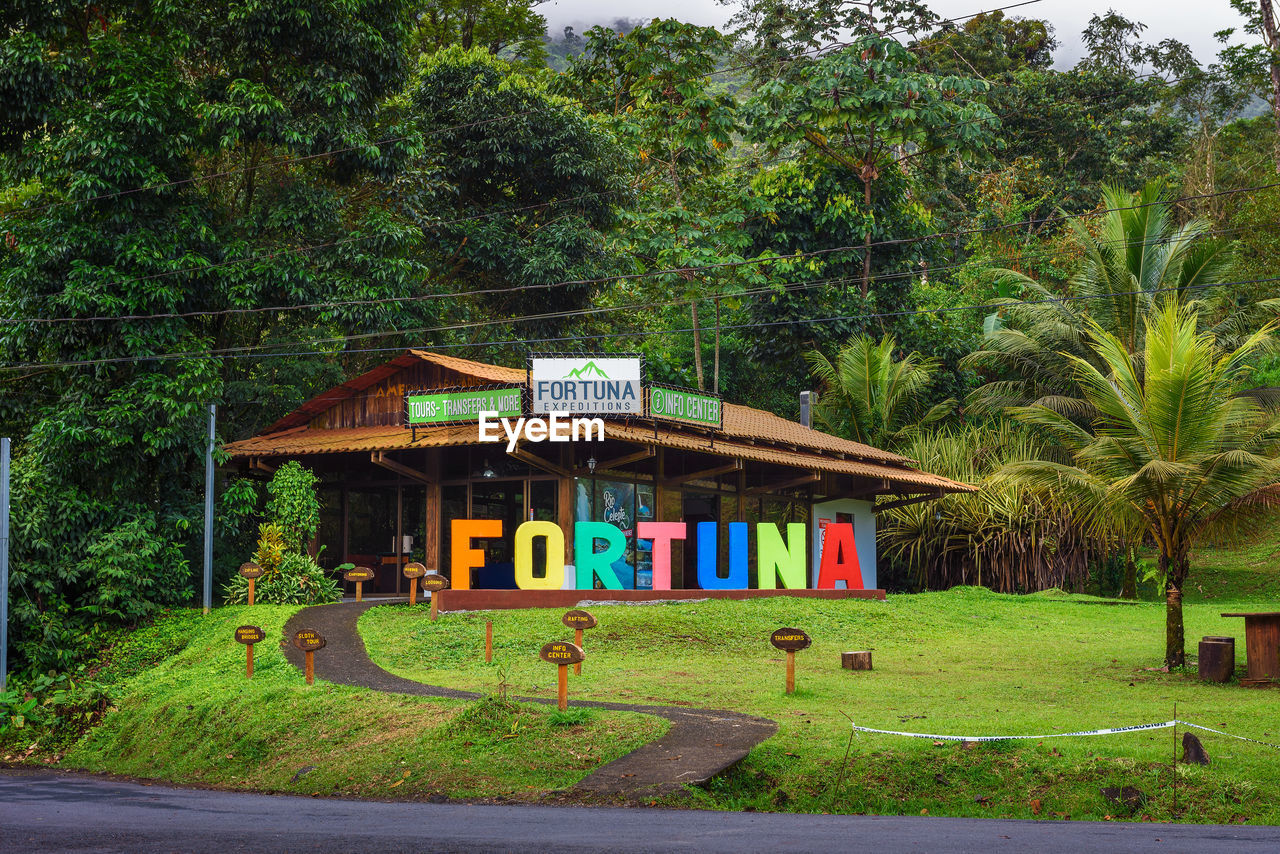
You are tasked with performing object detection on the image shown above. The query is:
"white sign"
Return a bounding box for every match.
[530,356,642,415]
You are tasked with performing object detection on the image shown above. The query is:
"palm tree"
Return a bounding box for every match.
[805,334,954,449]
[1004,302,1280,668]
[965,180,1244,416]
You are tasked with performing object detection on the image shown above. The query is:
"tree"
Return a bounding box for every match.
[0,0,425,673]
[915,10,1057,78]
[964,181,1237,415]
[1077,9,1149,76]
[1217,0,1280,172]
[558,20,757,391]
[1005,303,1280,667]
[403,47,627,338]
[407,0,548,67]
[804,334,953,448]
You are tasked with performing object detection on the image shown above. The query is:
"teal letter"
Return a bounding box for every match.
[575,522,625,589]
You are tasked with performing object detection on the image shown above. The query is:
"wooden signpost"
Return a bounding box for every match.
[292,628,326,685]
[343,565,375,602]
[234,625,265,679]
[770,627,812,695]
[422,573,450,620]
[402,561,426,605]
[238,562,263,606]
[485,620,493,663]
[562,609,597,675]
[539,641,585,711]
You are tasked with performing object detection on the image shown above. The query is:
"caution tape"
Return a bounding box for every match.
[850,719,1280,749]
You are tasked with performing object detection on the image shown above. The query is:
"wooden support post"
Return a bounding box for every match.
[430,594,439,621]
[786,650,796,695]
[558,663,568,711]
[247,577,255,606]
[354,580,363,602]
[408,580,417,606]
[246,644,254,680]
[485,620,493,663]
[305,650,315,685]
[574,628,583,675]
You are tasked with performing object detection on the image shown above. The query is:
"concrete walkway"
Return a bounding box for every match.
[282,601,777,797]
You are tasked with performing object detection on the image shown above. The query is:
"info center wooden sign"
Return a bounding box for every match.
[540,641,585,711]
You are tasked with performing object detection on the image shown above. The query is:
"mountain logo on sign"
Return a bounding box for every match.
[564,361,610,379]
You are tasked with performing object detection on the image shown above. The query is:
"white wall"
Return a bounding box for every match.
[811,499,877,590]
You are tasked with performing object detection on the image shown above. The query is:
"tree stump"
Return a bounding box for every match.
[1197,637,1234,683]
[1181,732,1210,766]
[842,651,872,670]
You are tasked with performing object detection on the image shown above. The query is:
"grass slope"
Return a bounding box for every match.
[360,557,1280,822]
[56,605,665,800]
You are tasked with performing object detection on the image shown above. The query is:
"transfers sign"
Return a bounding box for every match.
[529,355,642,415]
[406,386,522,425]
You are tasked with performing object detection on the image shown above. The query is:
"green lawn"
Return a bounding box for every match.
[358,544,1280,823]
[50,604,665,800]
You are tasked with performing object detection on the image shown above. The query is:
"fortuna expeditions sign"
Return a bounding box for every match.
[529,355,642,415]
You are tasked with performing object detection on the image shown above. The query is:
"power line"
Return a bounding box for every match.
[4,178,1272,328]
[3,258,1271,373]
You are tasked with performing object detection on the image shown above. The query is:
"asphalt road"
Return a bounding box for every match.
[4,770,1280,853]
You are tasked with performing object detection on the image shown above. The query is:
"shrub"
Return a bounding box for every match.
[223,552,340,605]
[264,461,320,552]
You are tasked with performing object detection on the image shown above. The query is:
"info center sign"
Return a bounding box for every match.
[530,355,643,415]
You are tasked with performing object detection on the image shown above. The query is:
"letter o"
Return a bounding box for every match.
[514,521,565,589]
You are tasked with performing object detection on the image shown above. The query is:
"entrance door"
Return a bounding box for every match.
[470,480,525,589]
[683,493,719,590]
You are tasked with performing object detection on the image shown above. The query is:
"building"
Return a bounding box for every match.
[223,350,972,604]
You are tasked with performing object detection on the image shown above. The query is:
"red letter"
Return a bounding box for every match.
[817,523,863,589]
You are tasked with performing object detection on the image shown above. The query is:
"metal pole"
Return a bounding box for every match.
[203,405,215,614]
[1,437,11,692]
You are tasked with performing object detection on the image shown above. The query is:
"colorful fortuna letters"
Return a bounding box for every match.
[447,519,864,591]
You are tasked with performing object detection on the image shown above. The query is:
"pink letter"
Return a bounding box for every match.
[636,522,685,591]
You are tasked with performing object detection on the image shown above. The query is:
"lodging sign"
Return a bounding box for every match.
[649,384,723,428]
[529,354,642,416]
[405,385,522,426]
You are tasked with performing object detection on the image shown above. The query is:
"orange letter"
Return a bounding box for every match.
[637,522,685,590]
[450,519,503,590]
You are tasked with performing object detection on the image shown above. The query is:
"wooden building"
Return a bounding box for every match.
[223,350,972,598]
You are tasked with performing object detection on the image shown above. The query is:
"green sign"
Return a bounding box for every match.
[406,386,522,425]
[649,385,722,427]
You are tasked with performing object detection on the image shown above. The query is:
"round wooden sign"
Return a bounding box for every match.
[421,573,450,592]
[539,641,585,665]
[402,561,426,579]
[292,628,327,652]
[235,625,266,645]
[238,562,264,580]
[770,627,812,652]
[343,566,375,583]
[562,609,597,630]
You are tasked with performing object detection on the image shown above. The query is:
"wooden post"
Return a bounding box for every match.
[574,628,583,675]
[246,643,255,679]
[247,577,255,606]
[786,650,796,694]
[770,628,810,696]
[408,579,417,606]
[558,663,568,711]
[430,594,439,621]
[539,641,584,711]
[291,628,325,688]
[485,620,493,663]
[355,579,363,602]
[305,650,314,685]
[235,625,265,681]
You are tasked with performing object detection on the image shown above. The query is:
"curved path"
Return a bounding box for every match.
[282,601,777,798]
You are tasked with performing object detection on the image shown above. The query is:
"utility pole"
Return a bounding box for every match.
[203,405,215,615]
[1,437,11,692]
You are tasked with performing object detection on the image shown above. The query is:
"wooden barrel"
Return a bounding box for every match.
[1198,637,1235,683]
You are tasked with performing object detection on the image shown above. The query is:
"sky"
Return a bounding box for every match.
[539,0,1251,69]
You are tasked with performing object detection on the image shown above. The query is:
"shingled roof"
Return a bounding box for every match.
[225,350,973,496]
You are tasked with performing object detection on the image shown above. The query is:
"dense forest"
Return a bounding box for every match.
[4,0,1280,674]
